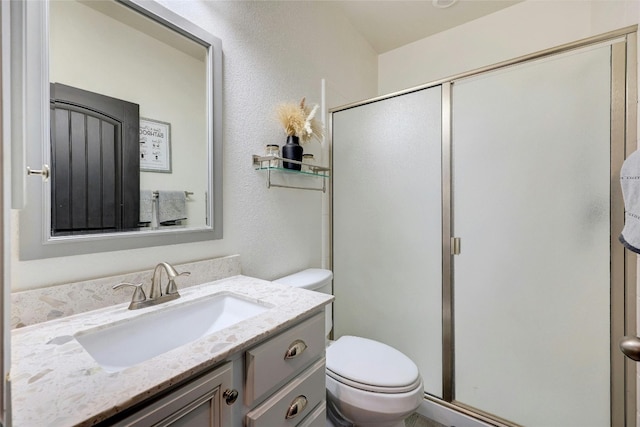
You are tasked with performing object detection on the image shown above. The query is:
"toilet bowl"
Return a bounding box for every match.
[274,269,424,427]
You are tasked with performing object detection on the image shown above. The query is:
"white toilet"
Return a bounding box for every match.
[274,269,424,427]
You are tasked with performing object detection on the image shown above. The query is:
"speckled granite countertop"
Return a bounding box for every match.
[11,275,333,427]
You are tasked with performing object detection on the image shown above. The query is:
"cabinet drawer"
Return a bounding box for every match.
[245,358,326,427]
[245,312,325,405]
[297,401,326,427]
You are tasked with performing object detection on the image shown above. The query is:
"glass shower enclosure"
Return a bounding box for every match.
[331,29,636,427]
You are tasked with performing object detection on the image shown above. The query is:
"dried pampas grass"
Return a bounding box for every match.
[276,98,324,144]
[276,102,306,137]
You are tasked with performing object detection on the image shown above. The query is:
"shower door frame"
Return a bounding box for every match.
[330,26,638,427]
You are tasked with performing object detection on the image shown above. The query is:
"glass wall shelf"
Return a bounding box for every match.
[252,155,330,192]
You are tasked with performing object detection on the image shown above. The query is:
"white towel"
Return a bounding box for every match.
[620,150,640,254]
[157,191,187,225]
[139,190,153,224]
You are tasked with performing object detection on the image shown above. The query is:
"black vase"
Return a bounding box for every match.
[281,135,303,170]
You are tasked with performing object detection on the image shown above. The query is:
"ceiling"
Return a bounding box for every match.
[334,0,522,54]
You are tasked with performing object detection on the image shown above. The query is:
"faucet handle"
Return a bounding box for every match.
[113,282,147,304]
[174,271,191,278]
[165,271,190,295]
[162,262,190,280]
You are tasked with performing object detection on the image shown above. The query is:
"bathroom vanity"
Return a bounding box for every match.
[10,275,332,426]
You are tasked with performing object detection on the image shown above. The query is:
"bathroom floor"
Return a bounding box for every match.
[405,413,447,427]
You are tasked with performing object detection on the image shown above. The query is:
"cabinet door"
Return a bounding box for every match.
[159,384,222,427]
[109,362,234,427]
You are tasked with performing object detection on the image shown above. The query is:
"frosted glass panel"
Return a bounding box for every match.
[333,87,443,397]
[452,46,611,426]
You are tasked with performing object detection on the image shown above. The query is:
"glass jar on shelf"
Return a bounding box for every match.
[265,144,280,168]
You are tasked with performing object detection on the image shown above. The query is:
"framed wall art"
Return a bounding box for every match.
[140,118,171,173]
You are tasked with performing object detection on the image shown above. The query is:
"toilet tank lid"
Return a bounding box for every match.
[273,268,333,290]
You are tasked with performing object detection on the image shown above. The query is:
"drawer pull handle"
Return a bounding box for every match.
[284,339,307,360]
[285,395,308,419]
[223,389,239,405]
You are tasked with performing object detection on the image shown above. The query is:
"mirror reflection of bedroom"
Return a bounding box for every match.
[49,0,208,235]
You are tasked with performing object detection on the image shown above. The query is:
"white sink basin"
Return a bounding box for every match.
[74,292,271,372]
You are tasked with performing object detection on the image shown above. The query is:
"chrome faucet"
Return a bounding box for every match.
[114,262,191,310]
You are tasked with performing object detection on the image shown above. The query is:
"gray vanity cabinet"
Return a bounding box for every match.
[101,311,327,427]
[109,362,233,427]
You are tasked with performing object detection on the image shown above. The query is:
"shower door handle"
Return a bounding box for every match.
[619,336,640,361]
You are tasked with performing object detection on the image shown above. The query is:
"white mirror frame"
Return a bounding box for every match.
[13,0,223,260]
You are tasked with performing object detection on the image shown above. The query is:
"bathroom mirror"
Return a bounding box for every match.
[17,0,223,259]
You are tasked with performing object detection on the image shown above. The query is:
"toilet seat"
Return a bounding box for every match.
[326,336,421,394]
[327,369,422,394]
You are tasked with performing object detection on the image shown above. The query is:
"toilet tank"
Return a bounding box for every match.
[273,268,333,337]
